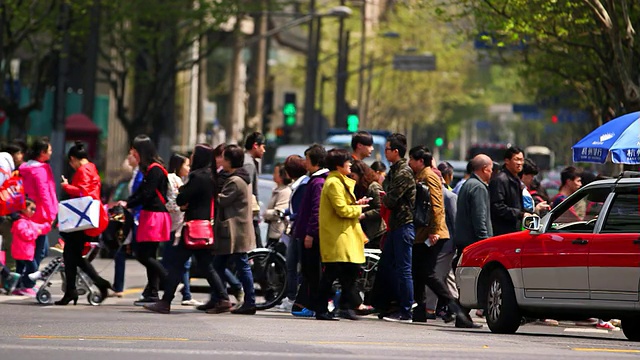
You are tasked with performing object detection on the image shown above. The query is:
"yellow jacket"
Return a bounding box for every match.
[319,171,366,264]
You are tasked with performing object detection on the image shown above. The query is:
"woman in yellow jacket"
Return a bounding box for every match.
[316,148,369,321]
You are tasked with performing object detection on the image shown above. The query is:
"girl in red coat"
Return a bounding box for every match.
[56,141,111,305]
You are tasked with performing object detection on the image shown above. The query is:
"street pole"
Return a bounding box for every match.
[225,21,243,144]
[302,0,318,143]
[247,0,268,133]
[51,2,70,196]
[357,0,366,129]
[334,29,349,129]
[81,0,100,119]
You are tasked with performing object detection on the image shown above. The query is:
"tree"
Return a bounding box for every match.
[98,0,264,145]
[0,1,91,139]
[441,0,640,123]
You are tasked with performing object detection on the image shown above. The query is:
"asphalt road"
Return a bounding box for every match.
[1,258,639,360]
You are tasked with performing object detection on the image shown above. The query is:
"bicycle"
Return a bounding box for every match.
[244,239,288,310]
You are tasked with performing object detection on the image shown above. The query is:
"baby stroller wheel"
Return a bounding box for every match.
[36,289,53,304]
[88,291,103,306]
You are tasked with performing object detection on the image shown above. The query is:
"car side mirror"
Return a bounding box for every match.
[523,215,541,232]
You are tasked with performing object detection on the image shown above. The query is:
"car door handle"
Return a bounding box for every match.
[633,239,640,245]
[572,239,589,245]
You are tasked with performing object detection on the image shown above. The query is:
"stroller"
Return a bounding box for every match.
[34,241,105,305]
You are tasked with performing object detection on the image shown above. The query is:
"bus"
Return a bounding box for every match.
[525,146,555,171]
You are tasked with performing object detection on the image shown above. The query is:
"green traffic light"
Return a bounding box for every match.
[285,116,296,126]
[434,137,444,147]
[347,114,359,132]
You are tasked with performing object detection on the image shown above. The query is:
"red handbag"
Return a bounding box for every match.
[183,199,215,249]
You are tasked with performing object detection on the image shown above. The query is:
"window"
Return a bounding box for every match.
[601,191,640,233]
[548,187,608,233]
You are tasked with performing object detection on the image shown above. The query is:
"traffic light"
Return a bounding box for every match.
[283,92,297,127]
[346,107,359,132]
[434,137,444,147]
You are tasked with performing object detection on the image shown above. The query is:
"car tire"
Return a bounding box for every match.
[621,317,640,341]
[485,269,521,334]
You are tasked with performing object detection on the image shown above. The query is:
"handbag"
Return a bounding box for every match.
[183,199,215,249]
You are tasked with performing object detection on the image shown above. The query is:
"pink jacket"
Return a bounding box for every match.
[11,216,51,261]
[19,160,58,225]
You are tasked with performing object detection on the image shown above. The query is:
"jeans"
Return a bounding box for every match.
[285,237,302,300]
[15,259,37,289]
[214,253,255,307]
[161,240,227,304]
[113,224,138,293]
[161,232,192,301]
[34,234,49,269]
[380,223,414,315]
[136,242,168,299]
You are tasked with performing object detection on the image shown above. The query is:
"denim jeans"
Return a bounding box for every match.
[113,225,137,292]
[161,232,192,301]
[16,259,37,289]
[381,223,415,315]
[285,237,302,300]
[214,253,255,307]
[33,234,49,269]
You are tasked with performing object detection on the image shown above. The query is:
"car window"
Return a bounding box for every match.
[548,187,607,233]
[601,191,640,233]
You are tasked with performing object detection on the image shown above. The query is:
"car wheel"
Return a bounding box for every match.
[622,317,640,341]
[485,269,521,334]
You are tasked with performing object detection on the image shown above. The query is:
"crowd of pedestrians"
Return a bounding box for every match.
[0,131,614,329]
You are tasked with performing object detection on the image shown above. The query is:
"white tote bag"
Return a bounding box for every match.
[58,196,101,233]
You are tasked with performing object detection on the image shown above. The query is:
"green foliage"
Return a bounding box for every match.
[445,0,640,119]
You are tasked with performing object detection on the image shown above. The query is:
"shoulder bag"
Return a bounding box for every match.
[183,199,215,249]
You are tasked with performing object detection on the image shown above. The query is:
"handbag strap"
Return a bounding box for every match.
[210,197,215,221]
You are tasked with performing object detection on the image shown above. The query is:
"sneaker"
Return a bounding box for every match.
[596,320,618,331]
[292,307,316,318]
[181,299,204,306]
[13,288,36,297]
[2,273,20,294]
[327,300,335,313]
[383,312,413,324]
[339,309,360,321]
[316,312,339,321]
[134,297,159,306]
[275,297,294,312]
[231,304,257,315]
[28,271,43,282]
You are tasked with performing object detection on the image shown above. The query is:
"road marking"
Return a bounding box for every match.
[21,335,189,341]
[120,287,144,296]
[563,328,609,334]
[572,348,640,354]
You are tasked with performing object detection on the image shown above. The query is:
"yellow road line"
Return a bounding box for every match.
[572,348,640,354]
[21,335,189,341]
[120,287,144,296]
[291,340,481,348]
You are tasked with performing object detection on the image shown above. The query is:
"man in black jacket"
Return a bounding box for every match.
[489,147,531,236]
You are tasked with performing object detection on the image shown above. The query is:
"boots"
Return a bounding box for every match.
[143,300,171,314]
[55,289,79,306]
[206,299,233,314]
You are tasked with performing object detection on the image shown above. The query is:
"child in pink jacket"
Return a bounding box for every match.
[11,199,51,296]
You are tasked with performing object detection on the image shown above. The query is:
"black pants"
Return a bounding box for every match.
[161,240,228,303]
[0,261,10,279]
[136,242,168,298]
[294,240,322,311]
[412,239,455,308]
[452,245,472,321]
[316,262,360,314]
[61,231,108,292]
[253,220,262,248]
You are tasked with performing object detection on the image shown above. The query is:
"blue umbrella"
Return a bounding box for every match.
[572,111,640,164]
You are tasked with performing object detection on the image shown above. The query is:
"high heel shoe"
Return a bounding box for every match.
[55,290,79,306]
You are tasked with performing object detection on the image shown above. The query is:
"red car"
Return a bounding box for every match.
[456,175,640,341]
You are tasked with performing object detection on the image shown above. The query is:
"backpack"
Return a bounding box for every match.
[414,181,432,228]
[0,169,26,216]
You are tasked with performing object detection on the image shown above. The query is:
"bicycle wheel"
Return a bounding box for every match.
[246,250,287,310]
[356,253,379,302]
